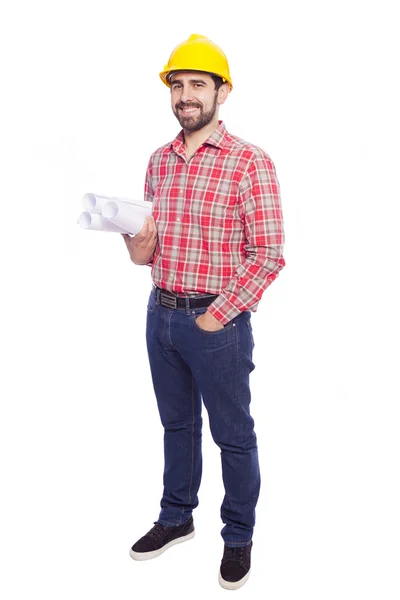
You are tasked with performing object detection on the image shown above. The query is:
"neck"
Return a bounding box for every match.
[183,118,220,158]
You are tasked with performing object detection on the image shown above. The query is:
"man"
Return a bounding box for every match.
[123,34,285,590]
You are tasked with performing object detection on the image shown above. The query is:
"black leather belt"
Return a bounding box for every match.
[154,285,218,310]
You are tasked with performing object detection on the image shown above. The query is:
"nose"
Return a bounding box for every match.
[179,83,194,104]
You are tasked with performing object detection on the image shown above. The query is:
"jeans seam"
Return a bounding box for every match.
[188,376,195,507]
[167,309,176,348]
[246,320,255,349]
[235,321,239,417]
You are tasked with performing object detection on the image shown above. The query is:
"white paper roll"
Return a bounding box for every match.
[78,211,129,233]
[101,199,152,235]
[82,193,114,213]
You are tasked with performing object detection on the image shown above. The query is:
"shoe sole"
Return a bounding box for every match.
[218,569,251,590]
[129,529,195,561]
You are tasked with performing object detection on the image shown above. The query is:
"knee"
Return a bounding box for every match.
[163,416,203,433]
[212,429,258,454]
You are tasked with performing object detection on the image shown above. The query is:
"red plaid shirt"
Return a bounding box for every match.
[144,121,285,325]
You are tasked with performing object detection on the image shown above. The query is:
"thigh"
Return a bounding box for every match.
[177,308,255,432]
[146,293,202,426]
[185,307,254,373]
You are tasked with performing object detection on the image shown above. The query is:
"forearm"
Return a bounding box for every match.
[207,246,285,324]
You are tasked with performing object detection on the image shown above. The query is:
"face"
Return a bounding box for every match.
[170,72,227,132]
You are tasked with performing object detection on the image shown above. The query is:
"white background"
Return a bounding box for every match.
[1,0,399,598]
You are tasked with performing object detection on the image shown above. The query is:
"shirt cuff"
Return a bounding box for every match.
[207,294,242,325]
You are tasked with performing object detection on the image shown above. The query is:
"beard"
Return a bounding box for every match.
[173,93,218,131]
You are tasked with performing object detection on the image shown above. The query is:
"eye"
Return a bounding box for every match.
[171,83,182,90]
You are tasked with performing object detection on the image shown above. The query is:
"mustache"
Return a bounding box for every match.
[176,102,202,110]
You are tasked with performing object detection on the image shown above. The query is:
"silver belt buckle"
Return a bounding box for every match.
[161,292,177,309]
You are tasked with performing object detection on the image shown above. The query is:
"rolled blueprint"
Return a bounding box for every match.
[82,193,114,213]
[78,211,129,233]
[101,198,152,235]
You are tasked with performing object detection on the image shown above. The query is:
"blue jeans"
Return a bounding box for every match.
[145,288,260,547]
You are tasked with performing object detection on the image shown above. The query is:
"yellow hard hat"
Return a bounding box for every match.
[160,34,233,90]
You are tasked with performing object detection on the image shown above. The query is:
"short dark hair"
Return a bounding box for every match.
[211,74,224,90]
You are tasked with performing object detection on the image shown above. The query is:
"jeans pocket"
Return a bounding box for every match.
[191,309,235,335]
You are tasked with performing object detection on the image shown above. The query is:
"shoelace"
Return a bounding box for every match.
[147,522,169,541]
[222,545,245,565]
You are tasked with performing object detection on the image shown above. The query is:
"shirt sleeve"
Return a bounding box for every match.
[207,153,285,324]
[144,157,156,267]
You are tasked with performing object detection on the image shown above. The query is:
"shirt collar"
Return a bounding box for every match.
[171,121,230,155]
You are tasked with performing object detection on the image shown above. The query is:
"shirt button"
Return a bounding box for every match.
[173,246,177,250]
[179,189,184,194]
[176,217,180,222]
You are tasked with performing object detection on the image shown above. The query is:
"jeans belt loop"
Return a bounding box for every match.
[185,295,191,315]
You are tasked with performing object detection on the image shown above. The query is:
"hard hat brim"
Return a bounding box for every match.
[159,68,233,91]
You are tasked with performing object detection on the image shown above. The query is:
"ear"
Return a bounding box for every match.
[217,82,230,106]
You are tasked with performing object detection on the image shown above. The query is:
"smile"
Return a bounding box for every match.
[180,106,200,114]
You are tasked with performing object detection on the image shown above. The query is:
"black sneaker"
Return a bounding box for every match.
[219,541,253,590]
[129,517,195,561]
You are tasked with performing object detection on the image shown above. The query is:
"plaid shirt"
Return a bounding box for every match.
[144,121,285,325]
